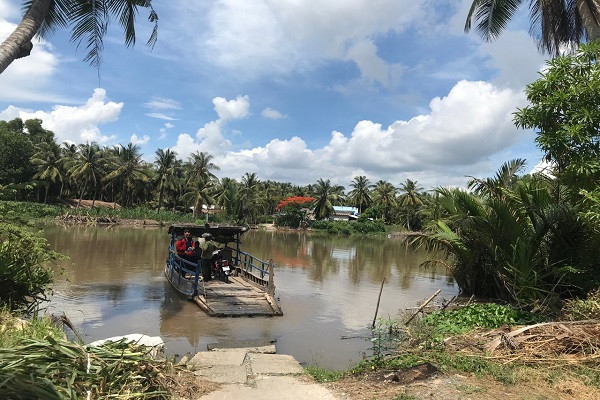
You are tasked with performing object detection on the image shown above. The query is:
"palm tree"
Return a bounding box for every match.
[398,179,424,230]
[214,177,238,216]
[154,148,177,212]
[238,172,260,223]
[188,151,220,184]
[348,175,372,213]
[65,142,104,207]
[31,141,62,203]
[465,0,600,56]
[312,178,339,220]
[468,158,526,199]
[181,177,216,218]
[372,180,397,222]
[104,143,151,207]
[0,0,158,75]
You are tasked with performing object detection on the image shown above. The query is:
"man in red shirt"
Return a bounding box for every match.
[176,229,195,261]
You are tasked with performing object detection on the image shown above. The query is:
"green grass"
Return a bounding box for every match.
[0,310,64,348]
[304,365,347,383]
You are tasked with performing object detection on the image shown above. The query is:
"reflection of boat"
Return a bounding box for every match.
[164,224,282,317]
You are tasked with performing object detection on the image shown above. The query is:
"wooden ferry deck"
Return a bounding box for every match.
[193,276,282,317]
[164,223,283,318]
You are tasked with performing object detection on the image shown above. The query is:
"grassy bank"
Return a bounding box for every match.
[0,200,205,225]
[305,302,600,395]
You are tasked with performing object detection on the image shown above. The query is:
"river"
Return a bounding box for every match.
[43,223,457,369]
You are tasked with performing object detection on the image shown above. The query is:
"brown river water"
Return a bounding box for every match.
[42,223,457,369]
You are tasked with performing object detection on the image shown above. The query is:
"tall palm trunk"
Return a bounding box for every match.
[578,0,600,40]
[0,0,52,74]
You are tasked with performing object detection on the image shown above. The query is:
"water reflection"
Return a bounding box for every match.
[43,224,457,369]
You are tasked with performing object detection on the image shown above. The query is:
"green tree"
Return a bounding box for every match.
[398,179,424,230]
[348,175,372,213]
[104,143,152,207]
[65,142,104,207]
[188,151,220,184]
[238,172,260,223]
[154,148,177,212]
[312,178,340,220]
[0,0,158,74]
[372,180,397,222]
[182,177,216,219]
[0,121,35,188]
[31,141,63,203]
[465,0,600,56]
[514,41,600,195]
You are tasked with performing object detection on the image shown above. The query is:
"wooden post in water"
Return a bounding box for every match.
[267,260,275,296]
[371,278,385,329]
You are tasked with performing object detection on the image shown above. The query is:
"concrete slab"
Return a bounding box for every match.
[248,353,304,375]
[198,375,341,400]
[210,345,276,354]
[193,365,248,384]
[188,349,247,367]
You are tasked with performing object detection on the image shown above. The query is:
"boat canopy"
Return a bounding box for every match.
[167,223,249,244]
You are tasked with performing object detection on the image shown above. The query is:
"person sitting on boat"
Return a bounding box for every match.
[200,233,218,281]
[175,229,195,263]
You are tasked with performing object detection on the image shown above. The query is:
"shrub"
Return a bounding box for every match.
[562,288,600,321]
[0,223,64,313]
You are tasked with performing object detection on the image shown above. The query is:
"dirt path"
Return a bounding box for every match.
[325,370,600,400]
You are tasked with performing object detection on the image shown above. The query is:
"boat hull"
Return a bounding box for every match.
[164,262,197,300]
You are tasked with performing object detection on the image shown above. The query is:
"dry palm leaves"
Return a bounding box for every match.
[445,320,600,365]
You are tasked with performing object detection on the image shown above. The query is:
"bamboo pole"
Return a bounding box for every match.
[371,278,386,329]
[405,289,441,325]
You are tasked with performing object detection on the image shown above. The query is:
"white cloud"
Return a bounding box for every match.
[344,39,404,87]
[130,134,150,145]
[262,107,286,119]
[0,20,61,102]
[213,95,250,120]
[478,30,547,89]
[168,95,247,156]
[143,97,181,110]
[214,80,526,188]
[145,113,176,120]
[171,133,202,160]
[170,0,425,80]
[0,88,123,144]
[159,122,174,140]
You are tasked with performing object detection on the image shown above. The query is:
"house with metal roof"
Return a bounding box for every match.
[331,206,359,221]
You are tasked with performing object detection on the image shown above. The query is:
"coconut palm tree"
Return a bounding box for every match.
[31,141,62,203]
[104,143,151,207]
[372,180,397,222]
[181,177,216,218]
[0,0,158,75]
[312,178,339,220]
[348,175,372,214]
[465,0,600,56]
[398,179,424,230]
[214,177,238,217]
[154,148,177,212]
[188,151,220,184]
[238,172,260,223]
[65,142,104,207]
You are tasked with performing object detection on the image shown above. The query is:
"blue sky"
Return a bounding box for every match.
[0,0,549,189]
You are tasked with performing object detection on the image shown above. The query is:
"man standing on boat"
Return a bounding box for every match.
[200,233,217,281]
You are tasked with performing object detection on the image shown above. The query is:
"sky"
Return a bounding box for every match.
[0,0,549,189]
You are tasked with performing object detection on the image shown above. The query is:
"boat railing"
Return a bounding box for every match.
[230,248,275,294]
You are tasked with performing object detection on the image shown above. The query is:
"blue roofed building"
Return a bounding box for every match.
[331,206,359,221]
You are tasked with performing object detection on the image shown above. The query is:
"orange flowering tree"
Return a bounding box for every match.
[275,196,315,227]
